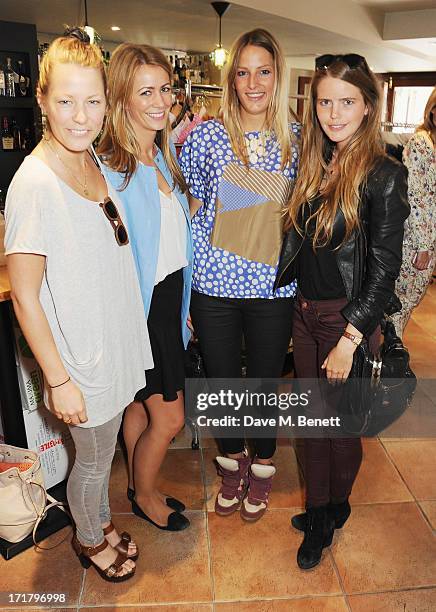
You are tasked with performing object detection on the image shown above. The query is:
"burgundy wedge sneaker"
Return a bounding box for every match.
[214,455,251,516]
[240,463,276,522]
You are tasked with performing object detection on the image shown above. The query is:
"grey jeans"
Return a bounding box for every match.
[67,412,123,546]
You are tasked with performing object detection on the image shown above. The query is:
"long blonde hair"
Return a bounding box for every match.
[221,28,296,169]
[98,43,187,192]
[285,55,384,247]
[417,86,436,146]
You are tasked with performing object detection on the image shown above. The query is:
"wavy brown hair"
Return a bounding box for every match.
[417,86,436,146]
[222,28,296,169]
[285,56,384,246]
[98,43,187,192]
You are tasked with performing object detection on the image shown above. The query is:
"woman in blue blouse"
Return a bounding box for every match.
[179,29,299,522]
[98,43,192,531]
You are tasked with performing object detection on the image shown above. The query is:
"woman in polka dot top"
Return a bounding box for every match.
[179,28,300,522]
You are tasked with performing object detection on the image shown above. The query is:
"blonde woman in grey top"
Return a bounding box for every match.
[5,29,151,582]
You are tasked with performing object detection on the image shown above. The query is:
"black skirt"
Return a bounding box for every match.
[134,268,186,403]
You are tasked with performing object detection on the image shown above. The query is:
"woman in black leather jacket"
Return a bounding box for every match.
[275,54,409,570]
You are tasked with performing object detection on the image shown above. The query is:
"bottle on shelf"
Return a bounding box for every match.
[21,125,32,151]
[10,117,21,150]
[1,117,15,150]
[0,62,5,96]
[4,58,16,97]
[16,60,29,96]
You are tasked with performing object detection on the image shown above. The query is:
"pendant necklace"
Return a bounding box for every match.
[45,139,89,196]
[245,130,276,166]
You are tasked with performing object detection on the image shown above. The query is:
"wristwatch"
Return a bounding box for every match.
[342,330,363,346]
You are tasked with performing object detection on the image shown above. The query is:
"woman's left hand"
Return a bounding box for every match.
[187,313,194,333]
[321,336,356,383]
[412,250,433,271]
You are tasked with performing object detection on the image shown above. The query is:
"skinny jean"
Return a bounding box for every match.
[292,293,379,508]
[190,290,294,459]
[67,412,123,546]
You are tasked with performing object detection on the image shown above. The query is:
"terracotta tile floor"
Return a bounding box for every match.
[1,285,435,610]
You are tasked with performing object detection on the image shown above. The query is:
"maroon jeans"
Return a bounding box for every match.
[293,292,380,508]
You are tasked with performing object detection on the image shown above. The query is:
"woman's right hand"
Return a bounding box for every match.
[50,380,88,426]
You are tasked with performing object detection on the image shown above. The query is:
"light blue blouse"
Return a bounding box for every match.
[102,147,193,348]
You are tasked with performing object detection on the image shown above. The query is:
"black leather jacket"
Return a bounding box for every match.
[274,156,410,337]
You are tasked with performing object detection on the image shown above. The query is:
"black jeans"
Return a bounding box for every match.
[190,290,294,459]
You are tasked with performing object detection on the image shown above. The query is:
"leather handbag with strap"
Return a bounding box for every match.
[0,444,68,546]
[338,318,417,436]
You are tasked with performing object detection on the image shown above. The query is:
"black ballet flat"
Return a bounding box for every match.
[165,496,186,513]
[127,487,185,513]
[131,499,190,531]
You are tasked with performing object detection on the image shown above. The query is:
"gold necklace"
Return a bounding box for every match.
[45,139,89,196]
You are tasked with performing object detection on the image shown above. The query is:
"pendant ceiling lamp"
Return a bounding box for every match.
[83,0,95,43]
[210,2,230,68]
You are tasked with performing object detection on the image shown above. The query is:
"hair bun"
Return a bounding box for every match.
[63,26,90,43]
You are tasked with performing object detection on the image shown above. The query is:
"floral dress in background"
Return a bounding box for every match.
[392,130,436,337]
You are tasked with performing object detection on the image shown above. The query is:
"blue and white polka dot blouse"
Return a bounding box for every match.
[179,119,300,299]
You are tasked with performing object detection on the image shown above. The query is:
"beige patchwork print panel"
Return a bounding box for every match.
[211,163,294,267]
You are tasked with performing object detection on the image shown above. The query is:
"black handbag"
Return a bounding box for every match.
[338,318,417,436]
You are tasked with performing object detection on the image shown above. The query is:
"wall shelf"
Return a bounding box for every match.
[0,97,35,109]
[0,20,39,190]
[0,149,28,158]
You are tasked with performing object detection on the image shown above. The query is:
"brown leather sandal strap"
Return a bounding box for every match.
[102,521,115,536]
[105,551,130,578]
[82,538,109,558]
[120,531,131,543]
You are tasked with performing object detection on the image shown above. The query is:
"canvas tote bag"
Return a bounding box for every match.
[0,443,67,544]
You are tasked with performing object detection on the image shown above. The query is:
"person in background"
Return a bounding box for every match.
[276,53,409,569]
[98,43,192,532]
[179,29,299,522]
[392,87,436,337]
[4,29,152,581]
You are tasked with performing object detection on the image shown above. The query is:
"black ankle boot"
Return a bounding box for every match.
[292,499,351,532]
[296,505,334,570]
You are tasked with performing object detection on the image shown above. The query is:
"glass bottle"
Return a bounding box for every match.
[4,58,16,97]
[11,117,21,149]
[0,62,5,96]
[21,125,32,151]
[17,60,29,96]
[1,117,15,150]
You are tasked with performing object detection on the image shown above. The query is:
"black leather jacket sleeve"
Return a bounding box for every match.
[341,161,410,336]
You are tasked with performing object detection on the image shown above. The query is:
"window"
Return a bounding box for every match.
[392,86,434,133]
